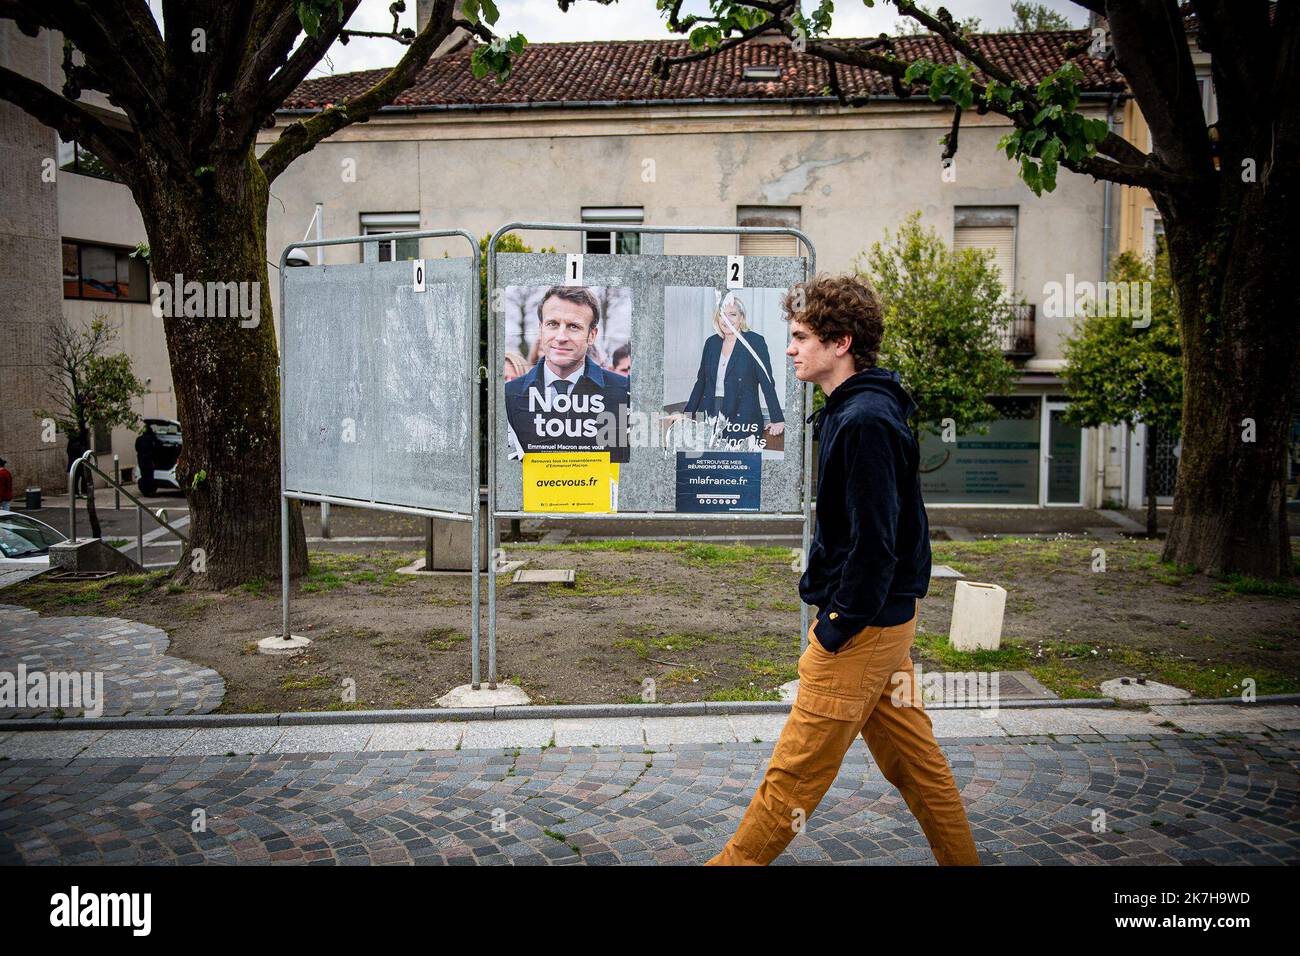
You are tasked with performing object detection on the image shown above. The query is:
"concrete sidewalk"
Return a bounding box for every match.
[3,703,1296,761]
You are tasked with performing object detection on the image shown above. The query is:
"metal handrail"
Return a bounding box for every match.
[68,451,190,566]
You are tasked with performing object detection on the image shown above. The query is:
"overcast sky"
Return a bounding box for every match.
[298,0,1087,79]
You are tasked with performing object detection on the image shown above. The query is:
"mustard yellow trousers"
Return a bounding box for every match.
[707,605,980,866]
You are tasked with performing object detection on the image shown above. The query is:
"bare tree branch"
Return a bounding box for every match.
[0,63,138,177]
[258,0,458,183]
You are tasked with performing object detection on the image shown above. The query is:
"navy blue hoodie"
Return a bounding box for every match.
[800,367,931,654]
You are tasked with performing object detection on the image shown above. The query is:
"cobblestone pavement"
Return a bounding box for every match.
[1,728,1295,865]
[0,605,224,718]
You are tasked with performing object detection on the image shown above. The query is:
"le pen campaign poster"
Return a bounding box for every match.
[662,287,789,513]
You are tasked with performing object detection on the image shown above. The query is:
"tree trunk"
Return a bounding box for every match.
[1159,163,1297,579]
[135,148,307,588]
[1145,423,1158,539]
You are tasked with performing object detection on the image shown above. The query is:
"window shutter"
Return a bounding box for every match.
[953,225,1015,294]
[738,233,799,257]
[737,205,800,257]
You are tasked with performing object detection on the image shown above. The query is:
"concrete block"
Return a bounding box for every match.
[726,713,788,743]
[512,569,575,586]
[258,634,311,656]
[436,683,531,708]
[949,581,1007,651]
[172,727,286,756]
[929,710,1005,738]
[0,729,105,759]
[1101,677,1191,703]
[48,539,141,574]
[427,499,489,572]
[272,724,375,754]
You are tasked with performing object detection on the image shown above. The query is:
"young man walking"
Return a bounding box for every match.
[706,274,980,867]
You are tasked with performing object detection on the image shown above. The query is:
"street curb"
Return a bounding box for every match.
[4,695,1292,734]
[0,696,1129,732]
[1159,693,1300,707]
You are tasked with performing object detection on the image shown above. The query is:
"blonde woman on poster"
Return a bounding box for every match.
[680,291,785,450]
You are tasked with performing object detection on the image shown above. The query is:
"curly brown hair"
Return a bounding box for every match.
[782,273,884,371]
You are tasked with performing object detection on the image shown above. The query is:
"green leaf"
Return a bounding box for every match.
[1033,104,1062,125]
[1041,137,1061,166]
[903,59,936,85]
[479,0,500,26]
[1020,157,1041,195]
[1083,117,1110,143]
[297,3,320,37]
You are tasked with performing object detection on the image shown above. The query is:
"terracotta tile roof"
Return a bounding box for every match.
[283,30,1127,112]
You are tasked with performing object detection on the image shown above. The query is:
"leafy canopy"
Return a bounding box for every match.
[859,211,1017,437]
[1061,249,1183,435]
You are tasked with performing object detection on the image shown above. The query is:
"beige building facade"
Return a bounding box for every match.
[260,37,1137,508]
[0,22,173,496]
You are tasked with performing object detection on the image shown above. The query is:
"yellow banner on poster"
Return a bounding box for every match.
[523,453,619,513]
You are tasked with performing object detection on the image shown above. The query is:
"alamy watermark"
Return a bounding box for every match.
[890,661,1000,713]
[151,274,260,327]
[1042,274,1152,328]
[0,665,104,717]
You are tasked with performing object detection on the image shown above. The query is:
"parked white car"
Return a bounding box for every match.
[0,512,68,568]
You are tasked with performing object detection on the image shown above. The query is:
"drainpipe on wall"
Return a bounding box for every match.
[1099,94,1118,509]
[1101,94,1117,279]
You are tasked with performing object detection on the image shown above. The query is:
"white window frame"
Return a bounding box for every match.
[360,212,420,263]
[582,206,643,254]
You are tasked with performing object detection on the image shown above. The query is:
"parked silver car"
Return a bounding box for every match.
[0,512,68,567]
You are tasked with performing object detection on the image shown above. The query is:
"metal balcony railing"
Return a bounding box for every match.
[999,302,1036,358]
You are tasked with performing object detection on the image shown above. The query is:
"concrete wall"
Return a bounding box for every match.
[0,23,65,493]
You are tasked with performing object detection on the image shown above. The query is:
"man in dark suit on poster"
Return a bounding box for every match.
[505,286,630,462]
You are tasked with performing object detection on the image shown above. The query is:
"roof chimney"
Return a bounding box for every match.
[417,0,472,58]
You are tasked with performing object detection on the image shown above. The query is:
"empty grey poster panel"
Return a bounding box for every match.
[283,256,475,515]
[493,253,807,514]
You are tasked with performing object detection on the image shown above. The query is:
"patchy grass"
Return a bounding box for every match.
[425,627,468,652]
[660,667,706,686]
[1214,574,1300,598]
[1154,561,1200,586]
[706,685,782,702]
[301,568,345,593]
[237,578,270,597]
